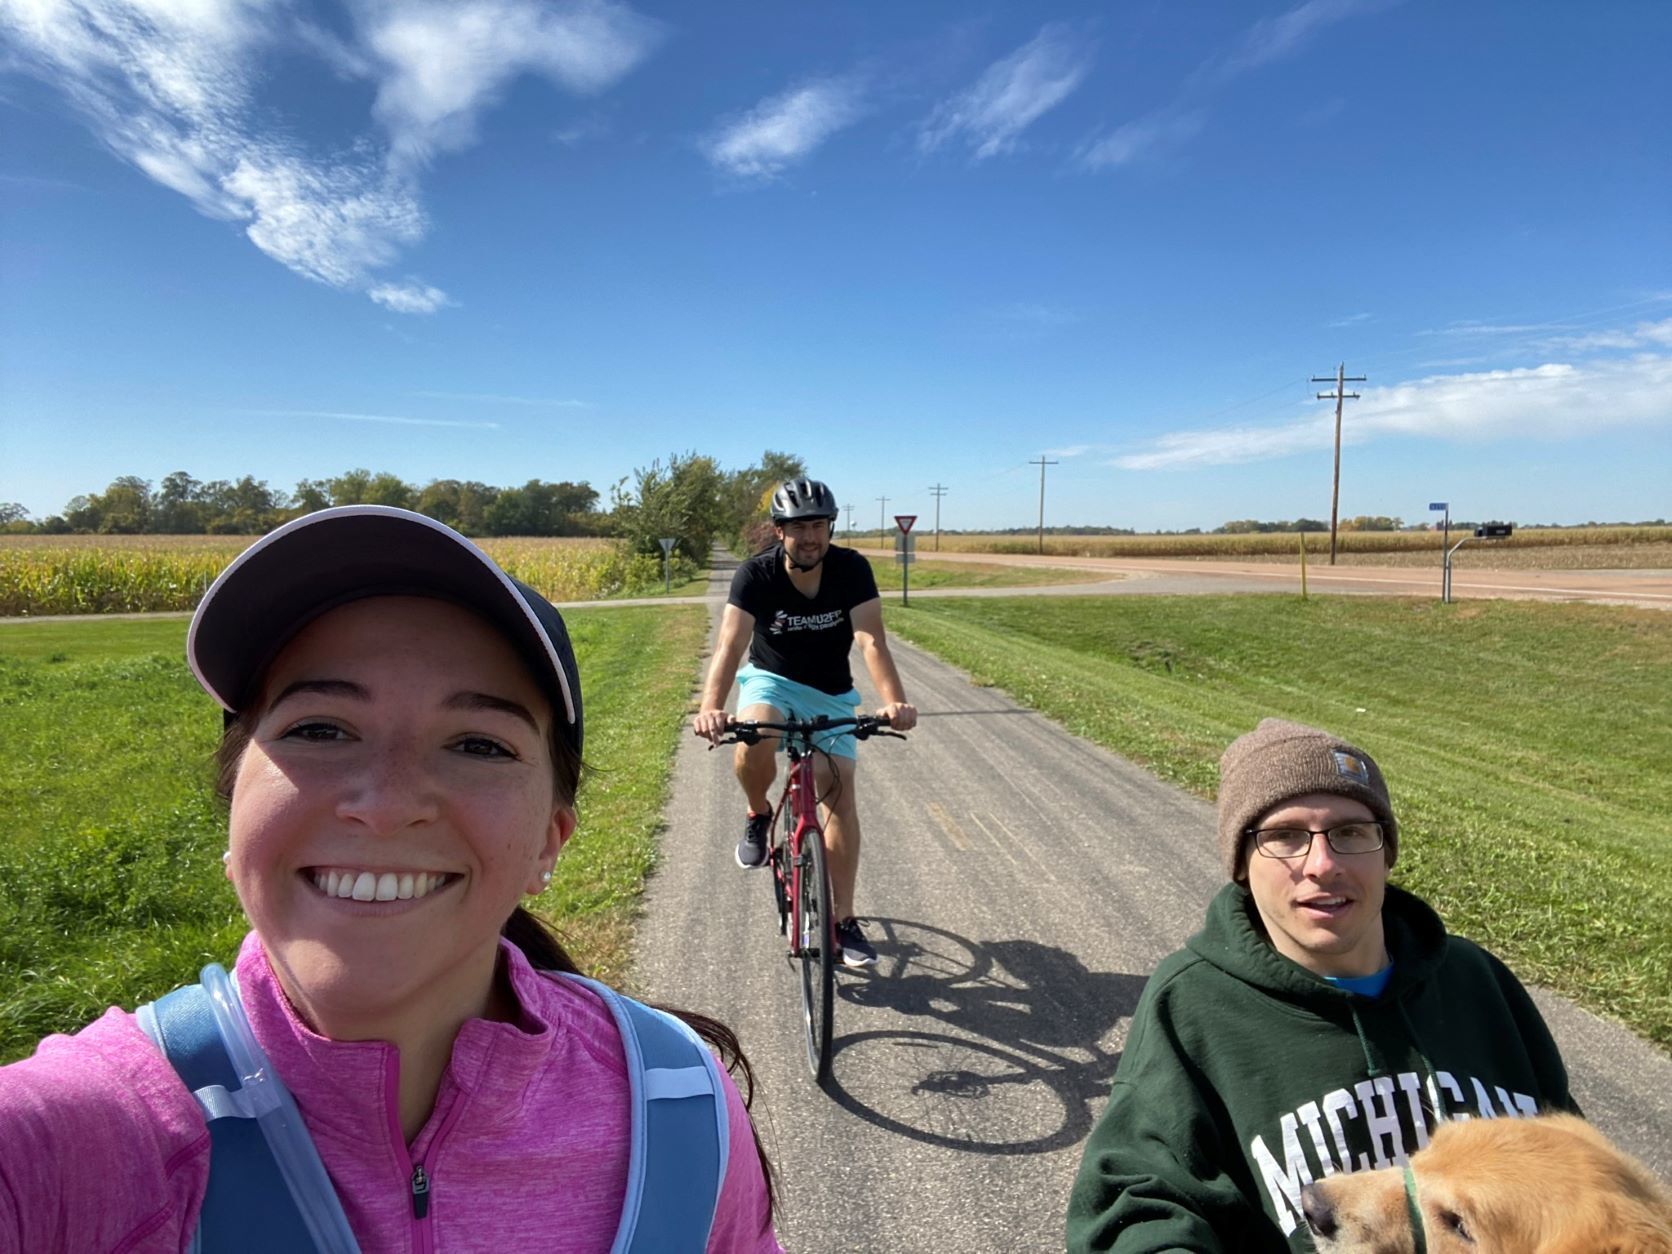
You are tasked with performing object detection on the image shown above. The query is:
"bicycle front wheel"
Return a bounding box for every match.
[792,825,835,1083]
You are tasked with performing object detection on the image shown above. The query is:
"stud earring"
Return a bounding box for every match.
[222,850,232,865]
[540,870,553,886]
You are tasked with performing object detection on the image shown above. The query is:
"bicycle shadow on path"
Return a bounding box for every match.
[820,918,1144,1156]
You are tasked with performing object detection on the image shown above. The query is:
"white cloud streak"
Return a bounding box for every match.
[1080,109,1204,169]
[704,78,866,179]
[368,279,450,313]
[0,0,658,308]
[248,408,501,429]
[1113,353,1672,470]
[919,23,1092,160]
[413,390,590,407]
[1080,0,1381,170]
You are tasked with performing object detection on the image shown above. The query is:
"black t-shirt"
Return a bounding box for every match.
[728,544,881,695]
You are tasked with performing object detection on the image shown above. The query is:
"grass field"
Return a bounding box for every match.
[889,595,1672,1049]
[865,555,1108,591]
[929,525,1672,565]
[0,605,706,1064]
[0,535,697,615]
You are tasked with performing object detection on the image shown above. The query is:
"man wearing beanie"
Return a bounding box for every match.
[1067,719,1575,1252]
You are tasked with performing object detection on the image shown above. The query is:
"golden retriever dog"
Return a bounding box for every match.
[1301,1113,1671,1253]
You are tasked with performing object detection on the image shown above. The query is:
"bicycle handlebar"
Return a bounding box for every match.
[712,713,906,748]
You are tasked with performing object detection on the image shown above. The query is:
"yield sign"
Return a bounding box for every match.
[894,514,918,534]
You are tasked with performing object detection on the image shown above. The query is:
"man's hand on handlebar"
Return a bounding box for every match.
[692,708,734,744]
[877,701,917,733]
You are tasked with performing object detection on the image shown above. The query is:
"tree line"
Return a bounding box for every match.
[1,450,806,566]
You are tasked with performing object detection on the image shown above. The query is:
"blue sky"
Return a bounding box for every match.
[2,0,1668,531]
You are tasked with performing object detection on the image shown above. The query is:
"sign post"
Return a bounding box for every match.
[1443,520,1511,604]
[658,537,677,594]
[1429,503,1449,600]
[894,515,918,606]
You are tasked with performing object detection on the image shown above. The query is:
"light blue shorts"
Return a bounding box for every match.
[735,664,862,760]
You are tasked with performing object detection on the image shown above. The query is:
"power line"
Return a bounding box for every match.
[1311,363,1366,566]
[1029,457,1058,555]
[876,496,889,548]
[928,483,948,551]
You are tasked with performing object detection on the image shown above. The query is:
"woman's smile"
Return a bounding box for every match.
[304,866,461,903]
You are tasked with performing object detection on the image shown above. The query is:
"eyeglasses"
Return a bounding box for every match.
[1246,821,1386,861]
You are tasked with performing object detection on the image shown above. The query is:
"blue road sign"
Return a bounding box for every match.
[1429,502,1448,511]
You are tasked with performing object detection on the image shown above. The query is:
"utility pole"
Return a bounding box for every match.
[1029,456,1058,555]
[928,483,948,551]
[843,503,855,539]
[1311,363,1365,565]
[876,496,889,549]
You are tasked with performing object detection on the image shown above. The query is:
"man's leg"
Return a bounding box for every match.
[815,752,861,918]
[732,702,781,867]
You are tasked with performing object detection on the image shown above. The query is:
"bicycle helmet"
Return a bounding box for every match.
[769,479,839,523]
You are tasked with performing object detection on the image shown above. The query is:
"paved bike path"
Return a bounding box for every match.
[632,557,1671,1253]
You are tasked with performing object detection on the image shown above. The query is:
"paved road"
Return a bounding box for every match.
[847,545,1672,611]
[632,556,1671,1252]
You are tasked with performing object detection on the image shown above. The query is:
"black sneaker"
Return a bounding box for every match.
[835,917,878,968]
[736,812,771,869]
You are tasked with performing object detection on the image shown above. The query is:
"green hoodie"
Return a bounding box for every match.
[1066,883,1574,1252]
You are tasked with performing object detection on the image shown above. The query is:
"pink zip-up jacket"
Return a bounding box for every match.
[0,933,782,1253]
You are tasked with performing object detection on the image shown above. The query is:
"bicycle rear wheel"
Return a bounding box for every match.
[792,824,835,1083]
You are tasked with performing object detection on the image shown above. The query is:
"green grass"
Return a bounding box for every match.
[865,555,1106,591]
[890,595,1672,1050]
[0,607,707,1063]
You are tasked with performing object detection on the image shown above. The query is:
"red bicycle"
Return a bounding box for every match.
[716,713,904,1082]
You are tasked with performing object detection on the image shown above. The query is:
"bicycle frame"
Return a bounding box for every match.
[776,734,828,960]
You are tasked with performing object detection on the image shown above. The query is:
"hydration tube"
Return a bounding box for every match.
[180,964,362,1254]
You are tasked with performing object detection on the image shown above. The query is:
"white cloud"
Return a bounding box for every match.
[919,23,1092,160]
[360,0,661,167]
[1044,444,1092,458]
[414,390,590,407]
[247,408,500,429]
[368,279,450,314]
[1080,0,1381,171]
[1079,109,1204,169]
[704,78,865,179]
[988,301,1078,326]
[0,0,658,309]
[1329,312,1373,327]
[1114,354,1672,470]
[1220,0,1385,77]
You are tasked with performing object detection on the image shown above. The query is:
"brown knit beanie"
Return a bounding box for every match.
[1217,718,1398,881]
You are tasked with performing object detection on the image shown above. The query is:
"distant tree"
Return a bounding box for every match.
[365,472,415,510]
[291,479,331,514]
[0,502,28,525]
[611,452,728,562]
[326,468,374,506]
[416,479,464,528]
[455,481,497,534]
[1340,515,1403,532]
[153,471,205,533]
[37,515,72,534]
[63,494,101,533]
[96,476,153,534]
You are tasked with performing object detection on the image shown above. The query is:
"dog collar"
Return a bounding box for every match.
[1403,1163,1427,1254]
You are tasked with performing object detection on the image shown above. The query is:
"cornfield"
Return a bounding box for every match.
[0,535,674,616]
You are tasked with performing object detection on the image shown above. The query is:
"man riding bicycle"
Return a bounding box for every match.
[693,478,917,967]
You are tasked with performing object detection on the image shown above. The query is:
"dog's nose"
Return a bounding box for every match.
[1299,1184,1337,1238]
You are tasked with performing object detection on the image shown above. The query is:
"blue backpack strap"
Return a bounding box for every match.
[136,965,359,1254]
[555,974,729,1254]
